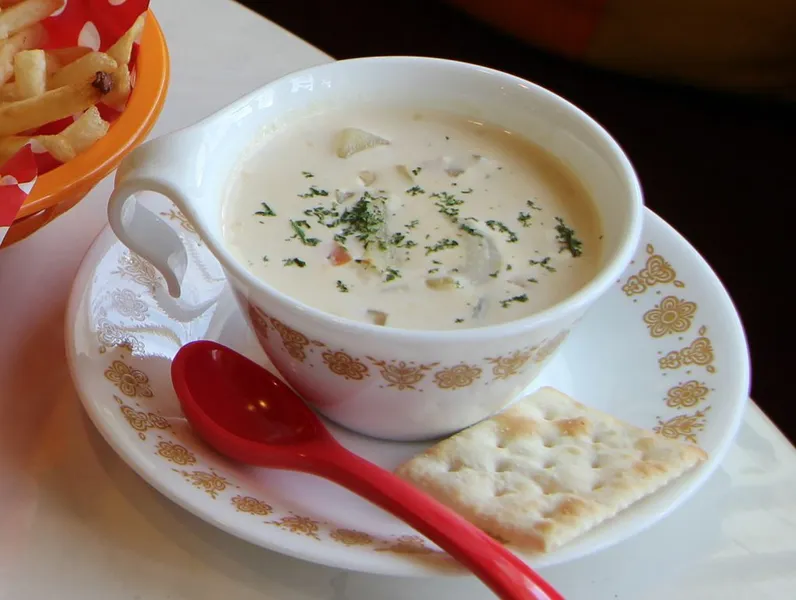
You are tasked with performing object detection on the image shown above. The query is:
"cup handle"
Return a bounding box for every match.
[108,128,205,298]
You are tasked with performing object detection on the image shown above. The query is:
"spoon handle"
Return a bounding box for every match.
[313,446,564,600]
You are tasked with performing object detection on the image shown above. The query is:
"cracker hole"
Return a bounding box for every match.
[495,487,514,497]
[592,482,604,492]
[543,459,555,470]
[591,457,602,469]
[495,438,508,449]
[495,460,513,473]
[448,460,465,472]
[542,438,555,448]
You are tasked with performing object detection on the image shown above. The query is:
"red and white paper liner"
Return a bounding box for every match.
[0,0,149,244]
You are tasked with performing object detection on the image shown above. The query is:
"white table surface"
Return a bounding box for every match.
[1,1,795,598]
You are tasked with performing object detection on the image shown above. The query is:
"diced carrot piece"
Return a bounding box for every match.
[328,243,351,266]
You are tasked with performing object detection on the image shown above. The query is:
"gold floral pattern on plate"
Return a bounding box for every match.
[622,244,685,296]
[104,359,154,398]
[330,529,373,547]
[267,514,321,540]
[642,296,697,338]
[269,317,311,361]
[113,252,162,292]
[533,330,569,364]
[174,469,229,499]
[110,288,149,322]
[654,407,711,444]
[486,347,536,380]
[231,495,273,516]
[366,357,438,390]
[659,327,715,373]
[160,209,197,234]
[322,350,369,380]
[376,535,435,554]
[433,363,482,390]
[114,395,170,440]
[248,304,270,343]
[156,440,196,465]
[665,380,710,408]
[96,316,143,355]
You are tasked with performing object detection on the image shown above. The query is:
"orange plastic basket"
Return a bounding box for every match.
[1,10,170,248]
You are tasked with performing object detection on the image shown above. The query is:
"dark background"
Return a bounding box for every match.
[239,0,795,441]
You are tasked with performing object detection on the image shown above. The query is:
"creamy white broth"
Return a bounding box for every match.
[223,107,602,330]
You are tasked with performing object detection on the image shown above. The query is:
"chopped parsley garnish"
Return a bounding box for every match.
[526,200,541,211]
[338,192,388,251]
[254,202,276,217]
[554,217,583,257]
[298,185,329,198]
[428,267,440,274]
[283,257,306,268]
[500,294,529,308]
[486,220,518,243]
[412,167,422,176]
[425,238,459,255]
[459,223,483,237]
[517,212,533,227]
[304,205,339,227]
[489,271,499,278]
[390,232,417,248]
[431,191,465,222]
[529,257,556,272]
[289,219,321,246]
[336,280,349,293]
[384,267,401,282]
[454,318,464,323]
[302,171,314,178]
[406,219,420,230]
[461,188,473,194]
[506,264,513,271]
[406,186,425,196]
[527,278,538,284]
[262,256,269,262]
[432,259,442,265]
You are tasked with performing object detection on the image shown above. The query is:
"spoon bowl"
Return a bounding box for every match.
[172,340,564,600]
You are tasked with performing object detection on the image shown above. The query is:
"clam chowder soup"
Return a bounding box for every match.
[223,107,602,330]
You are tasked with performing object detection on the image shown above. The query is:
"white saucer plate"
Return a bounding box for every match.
[66,193,749,576]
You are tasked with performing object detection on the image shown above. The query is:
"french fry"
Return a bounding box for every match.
[0,80,19,102]
[33,106,110,162]
[102,63,130,110]
[46,46,91,68]
[59,105,109,154]
[0,134,28,165]
[0,70,112,136]
[14,48,45,98]
[0,22,44,83]
[0,0,63,40]
[107,13,145,65]
[48,51,116,89]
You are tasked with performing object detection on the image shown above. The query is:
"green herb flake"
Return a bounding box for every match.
[290,220,321,246]
[262,256,269,263]
[254,202,276,217]
[461,188,474,194]
[454,318,465,323]
[517,212,533,228]
[529,257,556,272]
[485,220,518,243]
[283,257,306,268]
[500,294,529,308]
[425,238,459,255]
[527,277,538,284]
[406,219,420,230]
[384,267,401,282]
[459,223,483,237]
[336,280,350,293]
[411,167,422,176]
[488,271,499,278]
[302,171,314,179]
[338,192,388,251]
[406,186,425,196]
[298,185,329,198]
[526,200,542,211]
[554,217,583,257]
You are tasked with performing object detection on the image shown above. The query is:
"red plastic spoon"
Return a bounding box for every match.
[171,340,564,600]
